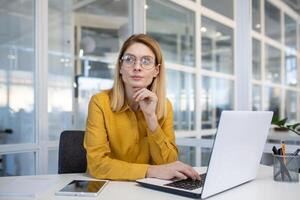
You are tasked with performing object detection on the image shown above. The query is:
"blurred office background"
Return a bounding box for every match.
[0,0,299,176]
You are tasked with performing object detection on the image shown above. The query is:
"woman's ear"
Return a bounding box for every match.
[153,64,160,77]
[119,60,123,74]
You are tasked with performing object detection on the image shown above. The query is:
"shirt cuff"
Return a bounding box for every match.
[129,163,149,180]
[146,126,167,144]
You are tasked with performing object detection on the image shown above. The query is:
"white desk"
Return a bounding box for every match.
[0,165,299,200]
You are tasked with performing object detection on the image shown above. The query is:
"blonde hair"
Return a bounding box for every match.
[110,34,167,120]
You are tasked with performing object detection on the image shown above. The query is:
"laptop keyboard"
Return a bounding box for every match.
[164,174,206,190]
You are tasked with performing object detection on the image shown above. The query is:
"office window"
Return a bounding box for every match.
[285,52,297,87]
[1,0,298,176]
[0,0,35,144]
[252,0,261,32]
[252,1,300,130]
[252,84,262,111]
[264,86,281,117]
[74,0,130,130]
[48,149,58,174]
[285,90,297,122]
[48,0,131,138]
[178,146,196,166]
[48,0,73,140]
[265,1,281,42]
[46,0,131,173]
[166,69,195,130]
[0,152,35,176]
[201,76,234,129]
[284,14,297,50]
[299,24,300,50]
[252,38,261,80]
[201,17,234,75]
[202,0,234,19]
[146,0,195,67]
[201,147,213,166]
[265,45,281,84]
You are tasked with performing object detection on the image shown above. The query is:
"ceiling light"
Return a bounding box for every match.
[201,27,207,32]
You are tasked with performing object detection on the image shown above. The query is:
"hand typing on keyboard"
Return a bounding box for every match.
[146,161,201,181]
[164,174,206,190]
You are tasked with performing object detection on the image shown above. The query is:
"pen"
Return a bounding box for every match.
[272,146,292,181]
[277,148,282,155]
[272,146,284,181]
[274,149,300,178]
[272,146,278,155]
[281,141,286,165]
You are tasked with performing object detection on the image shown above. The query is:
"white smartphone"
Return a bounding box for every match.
[55,180,108,197]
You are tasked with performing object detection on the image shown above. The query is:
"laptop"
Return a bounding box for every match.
[136,111,273,199]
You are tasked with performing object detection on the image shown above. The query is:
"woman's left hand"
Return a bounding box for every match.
[133,88,158,117]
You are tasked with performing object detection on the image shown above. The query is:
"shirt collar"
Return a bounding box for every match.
[118,100,142,113]
[119,103,130,113]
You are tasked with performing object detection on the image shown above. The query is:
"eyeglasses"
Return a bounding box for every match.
[121,54,156,70]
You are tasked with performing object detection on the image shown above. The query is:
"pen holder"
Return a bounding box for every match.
[273,153,300,182]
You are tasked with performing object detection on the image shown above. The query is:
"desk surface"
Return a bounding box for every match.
[0,165,299,200]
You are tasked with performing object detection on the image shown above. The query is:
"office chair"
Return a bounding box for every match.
[58,130,87,174]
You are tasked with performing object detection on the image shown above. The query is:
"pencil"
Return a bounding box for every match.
[281,141,286,165]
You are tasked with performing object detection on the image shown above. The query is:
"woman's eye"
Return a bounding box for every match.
[142,58,152,65]
[142,59,149,64]
[124,56,134,62]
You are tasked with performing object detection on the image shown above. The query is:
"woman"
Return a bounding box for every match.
[84,34,200,181]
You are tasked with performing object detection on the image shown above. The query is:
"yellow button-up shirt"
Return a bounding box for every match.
[84,91,178,180]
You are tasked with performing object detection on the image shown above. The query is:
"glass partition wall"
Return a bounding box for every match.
[0,0,299,175]
[251,0,300,165]
[251,0,299,123]
[47,0,132,174]
[0,0,36,176]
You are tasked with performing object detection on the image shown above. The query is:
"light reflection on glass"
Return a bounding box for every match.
[252,0,261,32]
[252,84,262,111]
[285,52,297,86]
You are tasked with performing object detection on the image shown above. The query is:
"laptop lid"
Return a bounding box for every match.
[136,111,273,199]
[201,111,273,198]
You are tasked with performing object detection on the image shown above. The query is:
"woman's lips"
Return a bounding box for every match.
[131,76,143,80]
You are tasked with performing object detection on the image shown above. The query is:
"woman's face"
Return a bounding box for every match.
[120,42,159,90]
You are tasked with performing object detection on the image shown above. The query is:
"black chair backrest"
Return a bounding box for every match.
[58,130,87,174]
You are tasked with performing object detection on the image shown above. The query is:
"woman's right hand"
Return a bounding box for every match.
[146,161,200,180]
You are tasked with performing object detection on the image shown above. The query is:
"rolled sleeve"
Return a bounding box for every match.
[146,101,178,164]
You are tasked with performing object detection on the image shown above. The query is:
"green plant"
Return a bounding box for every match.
[271,116,300,136]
